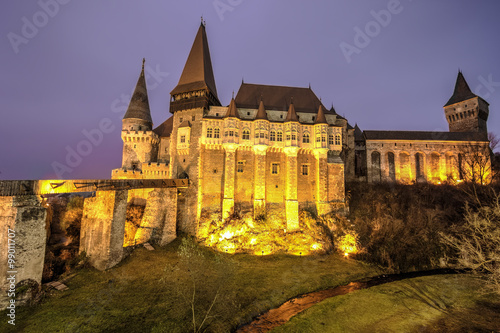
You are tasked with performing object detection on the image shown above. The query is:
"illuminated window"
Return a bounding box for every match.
[271,163,279,174]
[301,164,309,176]
[321,136,326,142]
[270,130,276,141]
[291,133,296,140]
[316,135,321,142]
[286,134,291,140]
[214,128,220,138]
[335,134,341,145]
[260,132,265,138]
[207,128,213,138]
[180,135,185,143]
[328,135,334,145]
[229,131,234,137]
[277,131,283,142]
[237,161,244,173]
[242,129,250,140]
[303,133,310,143]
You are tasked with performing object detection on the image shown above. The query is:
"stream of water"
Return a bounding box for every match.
[236,269,460,333]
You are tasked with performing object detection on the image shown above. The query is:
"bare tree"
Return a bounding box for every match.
[441,193,500,295]
[457,141,492,185]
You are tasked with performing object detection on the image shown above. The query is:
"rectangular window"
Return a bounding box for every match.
[270,131,276,141]
[192,115,195,121]
[328,135,333,145]
[291,134,296,140]
[214,128,220,138]
[237,161,244,173]
[302,164,309,176]
[207,128,213,138]
[180,135,185,143]
[260,132,265,138]
[277,132,283,142]
[179,117,183,123]
[271,163,279,175]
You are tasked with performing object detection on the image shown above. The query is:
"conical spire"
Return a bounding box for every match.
[444,71,477,106]
[285,100,298,122]
[314,105,327,124]
[255,98,268,120]
[170,22,218,99]
[225,97,239,118]
[123,58,152,124]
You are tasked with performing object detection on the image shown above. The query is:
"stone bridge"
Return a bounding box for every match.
[0,179,188,310]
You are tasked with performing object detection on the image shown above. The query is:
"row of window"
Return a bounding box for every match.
[236,162,309,176]
[206,127,341,144]
[448,109,476,123]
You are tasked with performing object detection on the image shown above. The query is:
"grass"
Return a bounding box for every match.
[0,237,381,333]
[272,274,500,333]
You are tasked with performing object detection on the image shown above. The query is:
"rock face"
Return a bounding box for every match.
[0,195,47,310]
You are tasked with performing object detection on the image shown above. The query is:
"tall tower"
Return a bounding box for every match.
[120,59,158,172]
[168,22,220,234]
[444,71,489,133]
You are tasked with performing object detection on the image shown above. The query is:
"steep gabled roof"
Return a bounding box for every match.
[123,59,152,124]
[170,23,218,99]
[285,101,299,122]
[153,116,173,137]
[235,83,329,114]
[255,99,268,120]
[354,124,363,141]
[224,97,239,118]
[364,130,488,142]
[444,71,478,107]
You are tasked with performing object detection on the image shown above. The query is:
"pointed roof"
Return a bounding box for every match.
[170,23,218,99]
[124,59,152,124]
[285,101,299,122]
[314,105,327,124]
[444,71,478,106]
[224,97,239,118]
[255,99,268,120]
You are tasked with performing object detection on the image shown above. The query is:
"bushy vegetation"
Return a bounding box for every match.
[346,182,500,272]
[123,203,145,246]
[43,195,85,282]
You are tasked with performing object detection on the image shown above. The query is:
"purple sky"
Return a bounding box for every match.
[1,0,499,180]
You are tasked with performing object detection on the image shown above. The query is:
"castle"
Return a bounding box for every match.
[112,22,491,236]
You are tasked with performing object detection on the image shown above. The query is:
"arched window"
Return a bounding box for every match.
[206,127,213,138]
[270,130,276,141]
[371,151,381,182]
[214,128,220,138]
[277,131,283,142]
[303,133,310,143]
[242,129,250,140]
[335,134,341,145]
[387,152,395,181]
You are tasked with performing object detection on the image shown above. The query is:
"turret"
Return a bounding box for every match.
[120,59,158,171]
[444,71,489,133]
[284,100,299,147]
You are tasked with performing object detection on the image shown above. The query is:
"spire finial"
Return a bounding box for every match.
[291,96,294,103]
[232,91,234,99]
[242,77,244,84]
[309,82,311,89]
[142,58,145,71]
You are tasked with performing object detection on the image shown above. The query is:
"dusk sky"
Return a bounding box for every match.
[1,0,499,180]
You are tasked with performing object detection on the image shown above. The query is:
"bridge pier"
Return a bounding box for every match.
[0,195,47,310]
[79,190,128,271]
[134,188,178,246]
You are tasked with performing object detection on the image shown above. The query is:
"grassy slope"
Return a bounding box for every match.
[272,274,500,333]
[0,238,380,333]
